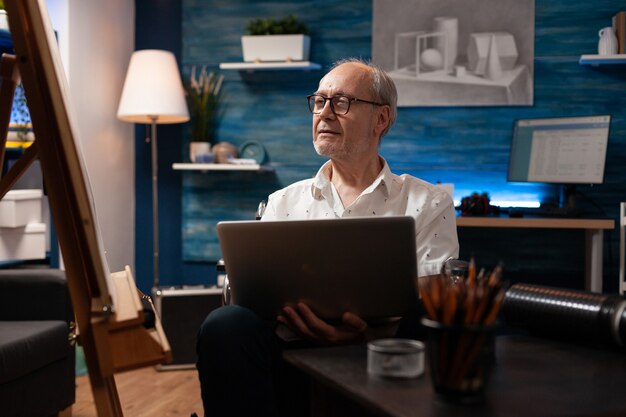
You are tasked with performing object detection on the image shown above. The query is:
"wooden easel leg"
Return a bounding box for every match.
[84,365,124,416]
[90,375,123,417]
[81,324,124,417]
[0,141,38,199]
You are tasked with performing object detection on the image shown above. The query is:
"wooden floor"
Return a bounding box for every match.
[73,367,204,417]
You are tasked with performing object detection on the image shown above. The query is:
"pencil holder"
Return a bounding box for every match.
[421,317,495,403]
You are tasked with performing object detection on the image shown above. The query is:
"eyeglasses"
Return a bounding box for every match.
[306,94,385,116]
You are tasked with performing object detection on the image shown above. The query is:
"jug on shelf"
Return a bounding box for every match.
[598,26,618,55]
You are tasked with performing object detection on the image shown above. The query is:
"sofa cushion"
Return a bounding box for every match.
[0,321,70,384]
[0,269,72,322]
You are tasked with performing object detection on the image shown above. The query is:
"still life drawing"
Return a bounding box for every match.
[373,0,535,106]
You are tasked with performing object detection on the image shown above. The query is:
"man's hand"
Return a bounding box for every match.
[277,302,367,345]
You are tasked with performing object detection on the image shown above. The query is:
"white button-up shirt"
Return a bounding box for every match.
[262,158,459,277]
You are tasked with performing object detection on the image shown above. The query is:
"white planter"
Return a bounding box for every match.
[241,34,310,62]
[190,142,213,163]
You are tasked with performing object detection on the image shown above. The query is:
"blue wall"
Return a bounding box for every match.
[135,0,626,293]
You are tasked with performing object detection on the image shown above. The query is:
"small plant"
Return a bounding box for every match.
[246,14,309,36]
[0,1,5,10]
[185,66,224,144]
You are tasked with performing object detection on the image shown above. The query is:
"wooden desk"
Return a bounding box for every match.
[284,336,626,417]
[456,217,615,292]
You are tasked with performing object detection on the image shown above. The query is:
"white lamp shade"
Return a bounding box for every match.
[117,49,190,124]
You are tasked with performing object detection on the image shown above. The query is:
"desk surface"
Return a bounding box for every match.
[454,215,614,293]
[284,336,626,417]
[456,216,614,229]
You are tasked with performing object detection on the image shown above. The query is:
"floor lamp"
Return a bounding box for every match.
[117,50,189,289]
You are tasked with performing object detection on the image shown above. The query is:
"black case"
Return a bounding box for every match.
[152,286,223,369]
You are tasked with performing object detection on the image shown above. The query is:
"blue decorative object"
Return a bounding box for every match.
[238,141,268,165]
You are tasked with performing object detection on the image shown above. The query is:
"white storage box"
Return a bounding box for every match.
[0,189,43,227]
[0,223,47,261]
[241,34,310,62]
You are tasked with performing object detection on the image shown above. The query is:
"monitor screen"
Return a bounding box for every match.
[508,115,610,185]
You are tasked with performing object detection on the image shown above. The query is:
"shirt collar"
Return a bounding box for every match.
[310,157,393,199]
[368,157,393,197]
[311,160,333,200]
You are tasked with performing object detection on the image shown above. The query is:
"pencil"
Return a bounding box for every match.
[420,283,439,321]
[468,256,476,284]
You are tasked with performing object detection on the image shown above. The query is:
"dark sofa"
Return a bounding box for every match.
[0,269,75,417]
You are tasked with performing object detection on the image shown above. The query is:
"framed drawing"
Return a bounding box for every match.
[373,0,534,106]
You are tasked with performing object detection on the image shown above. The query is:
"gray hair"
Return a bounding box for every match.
[327,58,398,138]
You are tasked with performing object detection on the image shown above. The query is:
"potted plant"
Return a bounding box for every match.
[242,14,310,62]
[185,66,224,162]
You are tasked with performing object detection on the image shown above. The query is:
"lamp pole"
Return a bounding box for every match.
[149,116,159,288]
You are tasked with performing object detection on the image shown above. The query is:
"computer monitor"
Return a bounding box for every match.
[508,115,610,213]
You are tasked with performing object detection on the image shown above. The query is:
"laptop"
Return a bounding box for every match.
[216,216,418,321]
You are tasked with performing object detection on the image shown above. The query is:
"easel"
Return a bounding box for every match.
[1,1,171,416]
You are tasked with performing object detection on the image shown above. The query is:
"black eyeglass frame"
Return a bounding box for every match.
[306,94,386,115]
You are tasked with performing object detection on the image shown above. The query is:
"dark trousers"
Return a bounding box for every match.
[196,303,425,417]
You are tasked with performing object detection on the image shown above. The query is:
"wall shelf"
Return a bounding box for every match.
[172,163,273,172]
[219,61,321,71]
[579,54,626,66]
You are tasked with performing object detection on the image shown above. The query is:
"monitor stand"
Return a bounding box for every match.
[560,184,577,213]
[539,184,579,217]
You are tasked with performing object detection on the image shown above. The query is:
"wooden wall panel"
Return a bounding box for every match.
[179,0,625,290]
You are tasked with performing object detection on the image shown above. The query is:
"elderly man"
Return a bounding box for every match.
[196,58,459,417]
